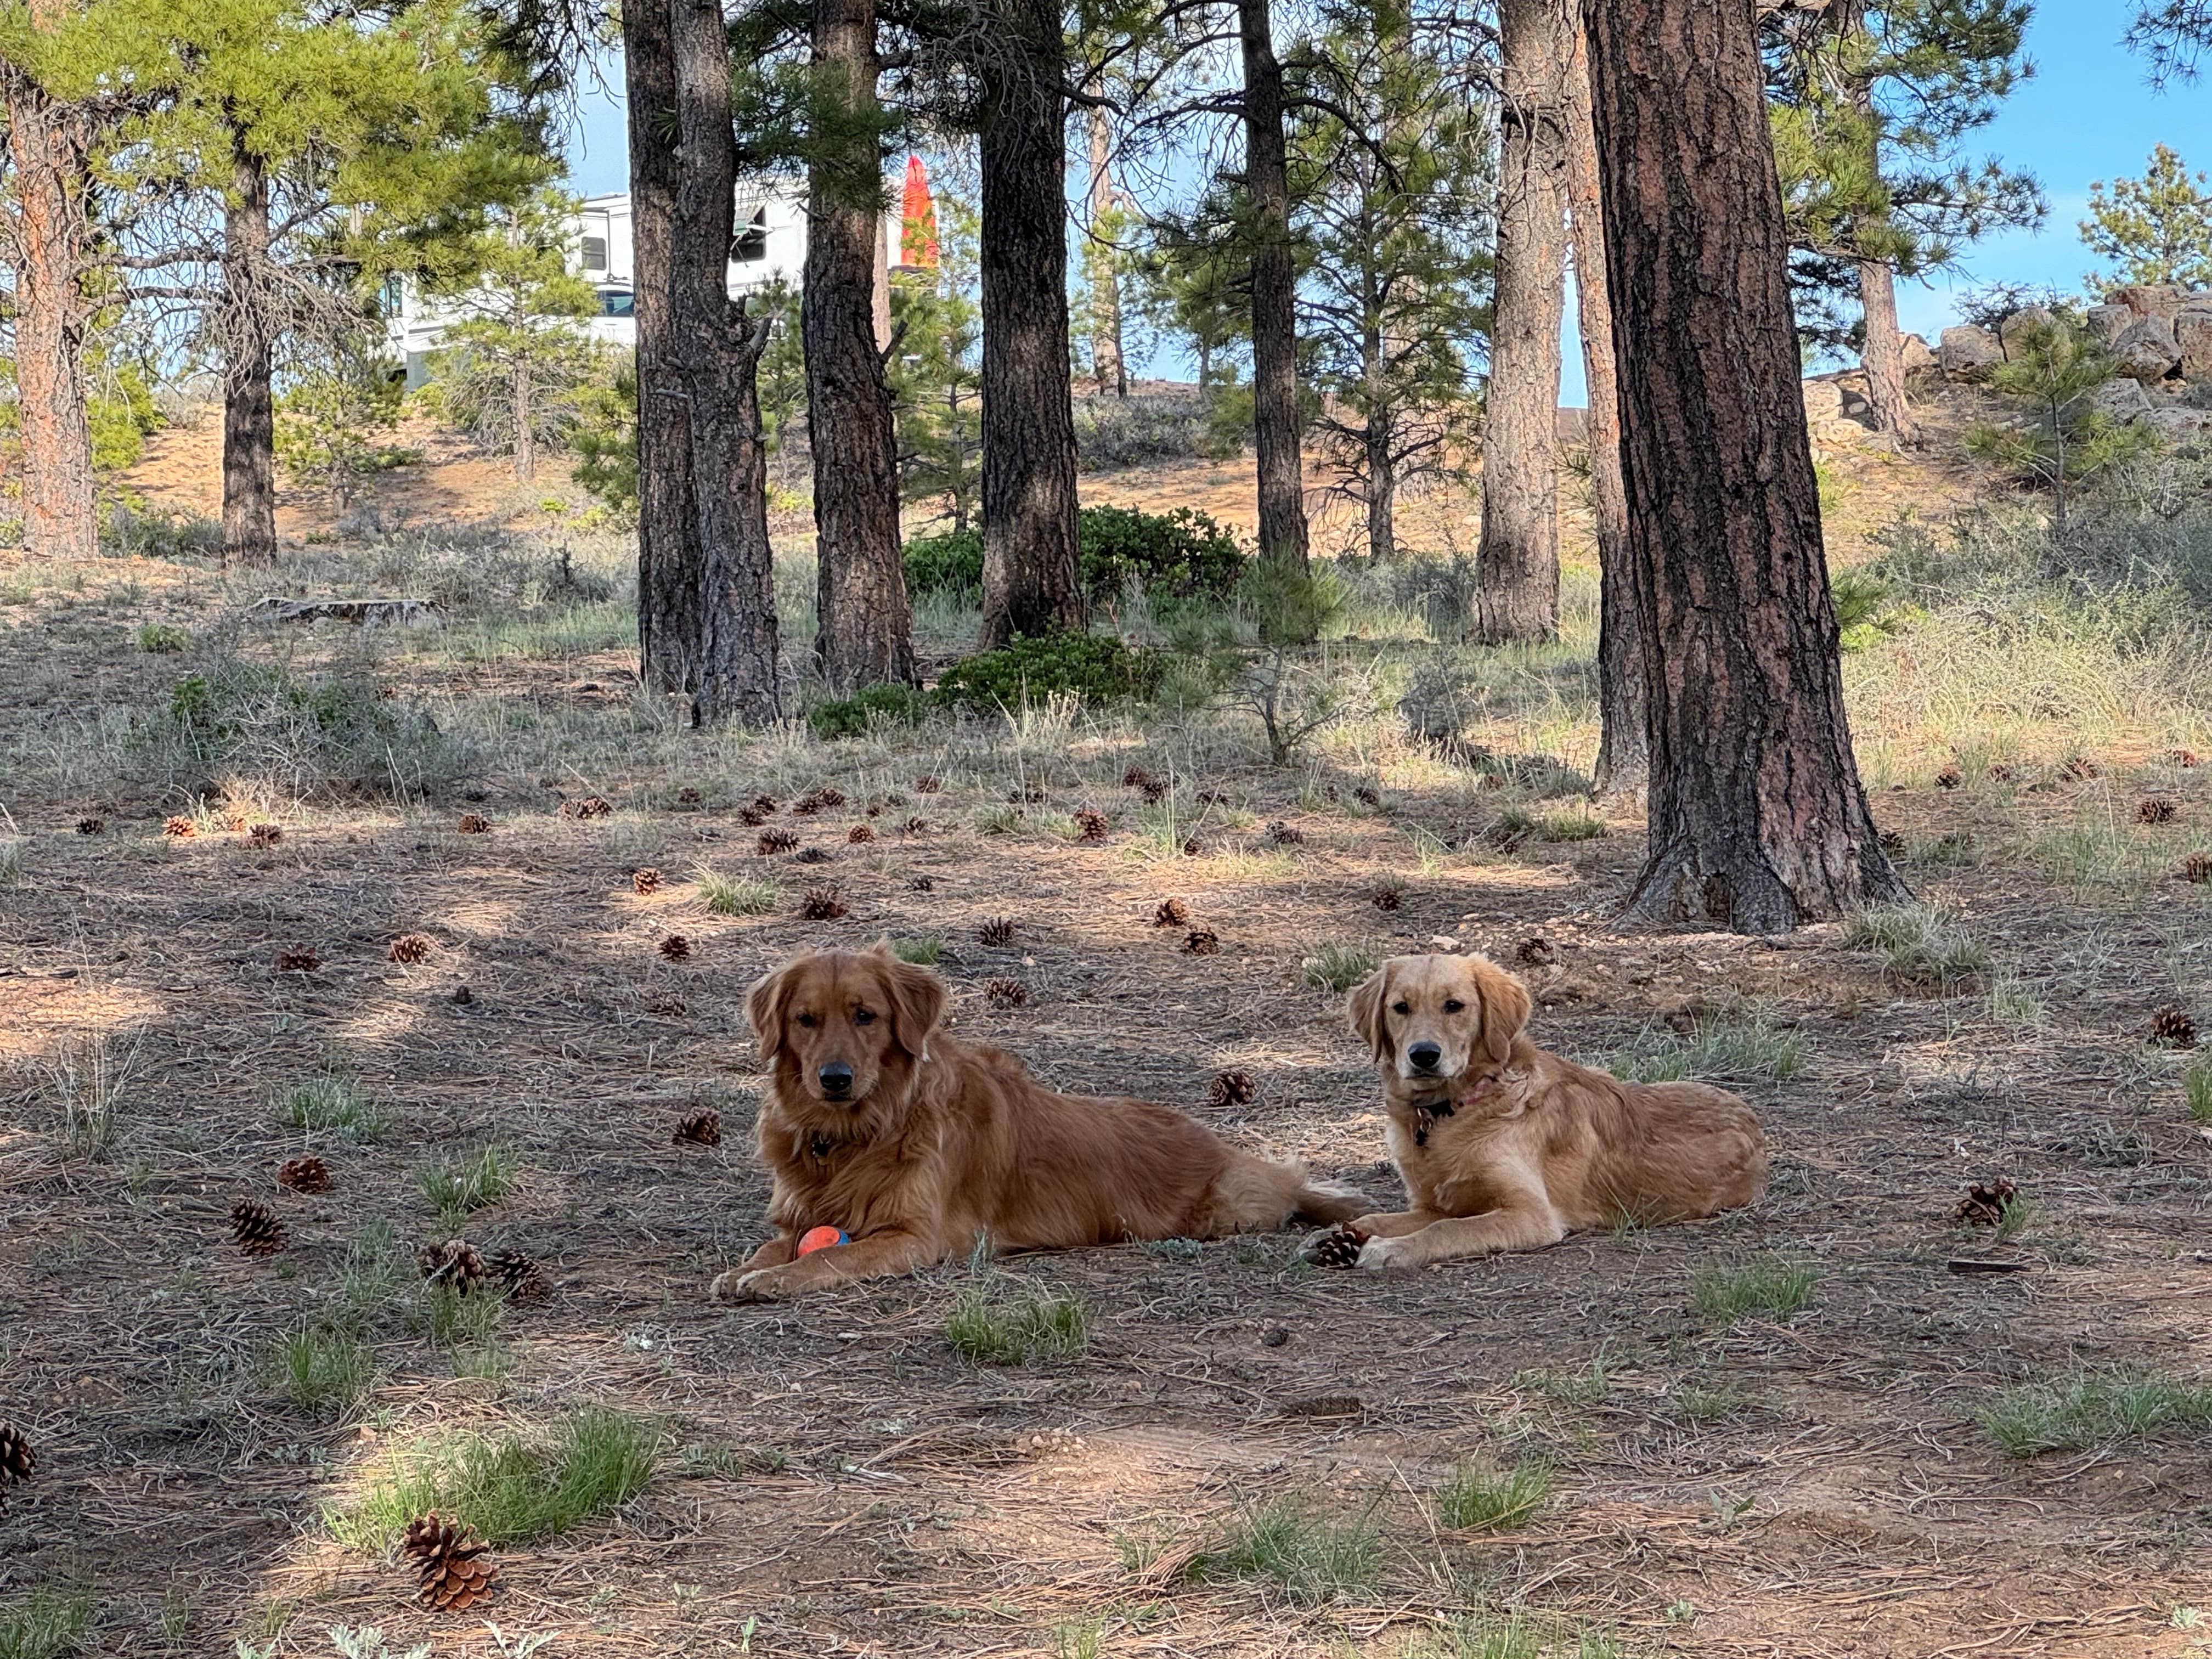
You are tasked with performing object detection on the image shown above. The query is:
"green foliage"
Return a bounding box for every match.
[275,352,412,509]
[944,1278,1090,1365]
[1129,190,1250,391]
[1187,1494,1384,1606]
[329,1407,659,1549]
[137,623,190,653]
[2187,1062,2212,1124]
[1609,1008,1808,1083]
[1963,314,2153,535]
[266,1323,376,1414]
[891,936,943,964]
[901,528,984,599]
[1692,1259,1816,1323]
[889,194,983,529]
[1832,569,1911,651]
[1300,941,1379,992]
[1981,1371,2212,1455]
[2081,144,2212,288]
[1436,1460,1554,1532]
[1240,554,1346,646]
[1842,902,1993,987]
[693,869,780,916]
[416,1144,516,1229]
[0,1593,92,1659]
[274,1073,388,1139]
[806,682,935,739]
[900,507,1245,607]
[935,631,1161,714]
[569,362,639,520]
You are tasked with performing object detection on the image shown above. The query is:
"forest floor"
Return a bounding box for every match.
[0,383,2208,1659]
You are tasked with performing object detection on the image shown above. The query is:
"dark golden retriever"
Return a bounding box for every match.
[710,943,1369,1301]
[1302,952,1768,1271]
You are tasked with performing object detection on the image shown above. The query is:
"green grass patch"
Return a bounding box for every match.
[1981,1371,2212,1457]
[1607,1008,1807,1084]
[1536,806,1606,842]
[1692,1257,1814,1324]
[0,1594,92,1659]
[944,1277,1089,1365]
[274,1073,389,1140]
[415,1144,516,1229]
[1435,1460,1553,1532]
[1187,1493,1384,1606]
[693,868,779,916]
[891,936,943,964]
[1842,902,1992,989]
[266,1324,376,1414]
[136,622,190,654]
[1300,941,1380,994]
[2187,1063,2212,1124]
[328,1406,659,1549]
[1410,1603,1628,1659]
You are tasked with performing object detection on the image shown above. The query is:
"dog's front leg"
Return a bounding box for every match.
[710,1227,943,1302]
[1357,1206,1565,1270]
[1294,1209,1438,1263]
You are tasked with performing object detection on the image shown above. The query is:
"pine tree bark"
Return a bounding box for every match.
[1582,0,1906,932]
[512,354,536,482]
[977,0,1085,647]
[1085,100,1127,398]
[1474,0,1568,642]
[805,0,913,690]
[219,144,280,565]
[1559,7,1641,795]
[1362,293,1395,562]
[2,13,97,561]
[1238,0,1309,571]
[1857,256,1918,443]
[624,0,782,725]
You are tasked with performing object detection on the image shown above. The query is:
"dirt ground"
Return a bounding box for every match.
[1,401,2208,1659]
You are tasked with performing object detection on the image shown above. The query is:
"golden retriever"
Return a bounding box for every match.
[710,943,1370,1301]
[1304,952,1768,1271]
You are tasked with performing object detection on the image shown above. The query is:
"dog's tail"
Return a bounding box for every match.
[1207,1150,1370,1232]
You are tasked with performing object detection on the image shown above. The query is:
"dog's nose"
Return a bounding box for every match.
[818,1061,854,1096]
[1407,1041,1442,1073]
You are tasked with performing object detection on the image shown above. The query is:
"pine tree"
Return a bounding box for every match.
[888,191,982,530]
[1963,314,2151,537]
[2082,145,2212,289]
[1128,195,1249,391]
[1237,0,1311,577]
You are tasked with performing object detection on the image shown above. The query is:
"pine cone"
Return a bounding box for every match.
[979,917,1015,947]
[792,790,827,817]
[984,977,1028,1008]
[1305,1224,1369,1270]
[417,1238,487,1293]
[1953,1178,2017,1227]
[2139,797,2180,825]
[816,786,847,809]
[658,934,692,962]
[1933,765,1962,789]
[1208,1068,1257,1108]
[561,795,613,820]
[633,867,662,895]
[794,847,833,865]
[248,822,283,848]
[865,802,884,817]
[162,815,196,839]
[1267,821,1304,845]
[677,786,703,805]
[799,887,849,920]
[1180,836,1201,856]
[2151,1006,2198,1048]
[231,1198,287,1256]
[758,828,799,855]
[1877,828,1906,855]
[457,813,492,834]
[0,1420,31,1505]
[675,1108,723,1147]
[402,1513,499,1612]
[388,933,433,964]
[2181,851,2212,885]
[277,1155,330,1194]
[1354,786,1381,808]
[1987,763,2016,782]
[1516,936,1556,968]
[1153,898,1188,928]
[2172,749,2201,769]
[1074,809,1109,843]
[909,874,935,892]
[489,1250,546,1302]
[2062,754,2102,781]
[1194,788,1228,806]
[1142,778,1170,804]
[901,815,928,836]
[753,793,780,813]
[1370,885,1402,912]
[76,815,105,835]
[1122,764,1154,789]
[848,824,875,844]
[1184,928,1221,956]
[914,775,941,794]
[273,947,319,972]
[739,805,769,826]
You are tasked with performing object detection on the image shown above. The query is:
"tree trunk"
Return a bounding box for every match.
[1086,99,1127,398]
[1559,5,1641,796]
[977,0,1085,647]
[218,144,280,565]
[512,354,536,482]
[2,23,97,562]
[805,0,913,690]
[1857,256,1918,444]
[1362,296,1394,562]
[1474,0,1568,643]
[1582,0,1906,932]
[1238,0,1308,572]
[625,0,782,724]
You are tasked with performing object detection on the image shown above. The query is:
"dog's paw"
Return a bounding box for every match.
[1353,1234,1414,1271]
[1300,1223,1371,1269]
[709,1267,782,1304]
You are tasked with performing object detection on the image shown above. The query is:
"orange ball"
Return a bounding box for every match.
[797,1226,849,1256]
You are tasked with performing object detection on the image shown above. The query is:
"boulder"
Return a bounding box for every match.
[2145,406,2212,443]
[1803,380,1847,422]
[1898,332,1937,374]
[2114,313,2182,381]
[1938,324,2004,380]
[2108,283,2189,318]
[1999,304,2054,351]
[2176,308,2212,377]
[2086,303,2136,346]
[2090,377,2154,422]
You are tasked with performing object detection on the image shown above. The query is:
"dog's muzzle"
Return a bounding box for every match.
[1406,1041,1443,1075]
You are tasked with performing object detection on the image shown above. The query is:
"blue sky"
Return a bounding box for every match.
[562,2,2206,402]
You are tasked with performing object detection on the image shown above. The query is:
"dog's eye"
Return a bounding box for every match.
[853,1007,877,1025]
[1442,998,1465,1014]
[795,1012,818,1028]
[1391,1001,1410,1015]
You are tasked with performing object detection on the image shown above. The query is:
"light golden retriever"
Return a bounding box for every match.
[1304,953,1768,1271]
[710,943,1369,1301]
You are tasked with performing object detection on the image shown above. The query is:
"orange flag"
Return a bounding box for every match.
[899,155,939,270]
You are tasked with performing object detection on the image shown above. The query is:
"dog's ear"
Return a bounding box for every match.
[1470,956,1532,1066]
[746,961,797,1062]
[1347,961,1396,1065]
[873,952,947,1059]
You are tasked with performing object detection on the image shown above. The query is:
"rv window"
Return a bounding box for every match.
[580,235,608,272]
[598,289,634,318]
[733,209,769,263]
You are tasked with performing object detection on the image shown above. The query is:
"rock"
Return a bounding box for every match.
[2177,309,2212,377]
[1899,332,1937,374]
[2086,376,2154,423]
[2115,314,2182,381]
[1999,304,2054,351]
[1938,325,2004,380]
[2086,304,2136,346]
[1803,380,1847,421]
[2145,407,2212,443]
[2109,283,2188,318]
[1426,934,1462,954]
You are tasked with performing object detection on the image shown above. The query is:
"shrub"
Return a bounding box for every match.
[807,682,935,739]
[902,528,985,599]
[136,623,190,654]
[103,504,224,561]
[900,506,1246,606]
[936,631,1160,713]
